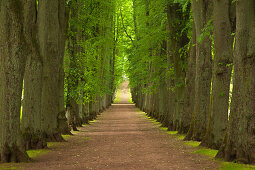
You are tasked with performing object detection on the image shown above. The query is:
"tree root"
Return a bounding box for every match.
[0,144,31,163]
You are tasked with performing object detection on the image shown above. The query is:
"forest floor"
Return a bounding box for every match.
[2,81,219,170]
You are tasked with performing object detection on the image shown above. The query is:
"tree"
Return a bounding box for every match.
[0,0,30,162]
[166,2,189,131]
[185,0,213,141]
[201,0,234,149]
[21,0,46,149]
[39,0,66,142]
[180,21,196,134]
[216,0,255,164]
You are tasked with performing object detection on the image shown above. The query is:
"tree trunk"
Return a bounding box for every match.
[22,52,46,149]
[185,0,213,141]
[166,4,178,131]
[58,60,71,135]
[216,1,255,164]
[38,0,64,142]
[201,0,233,149]
[0,1,30,162]
[66,98,80,131]
[179,22,196,134]
[21,0,46,150]
[57,0,71,136]
[82,102,90,124]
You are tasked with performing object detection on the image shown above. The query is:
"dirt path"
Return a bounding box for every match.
[19,81,218,170]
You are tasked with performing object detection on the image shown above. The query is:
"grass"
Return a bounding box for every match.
[0,164,21,170]
[47,142,64,147]
[193,148,218,158]
[220,162,255,170]
[159,126,168,131]
[148,118,161,124]
[184,141,201,147]
[26,149,49,158]
[89,119,98,123]
[165,131,178,135]
[176,134,186,140]
[62,134,72,140]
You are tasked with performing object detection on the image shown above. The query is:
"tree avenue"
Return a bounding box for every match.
[0,0,255,166]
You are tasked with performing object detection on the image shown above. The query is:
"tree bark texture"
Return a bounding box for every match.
[185,0,213,141]
[38,0,64,142]
[166,3,188,131]
[0,0,30,162]
[201,0,233,149]
[21,0,47,150]
[216,1,255,164]
[57,0,71,136]
[179,22,196,134]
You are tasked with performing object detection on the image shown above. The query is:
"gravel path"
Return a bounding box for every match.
[19,82,218,170]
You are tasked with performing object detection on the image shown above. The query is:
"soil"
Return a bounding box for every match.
[17,81,218,169]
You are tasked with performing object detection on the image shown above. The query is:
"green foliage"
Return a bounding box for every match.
[113,88,121,103]
[198,19,213,44]
[126,0,169,92]
[64,0,123,106]
[125,0,191,99]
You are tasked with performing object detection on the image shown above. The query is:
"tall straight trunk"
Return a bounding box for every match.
[161,83,170,127]
[201,0,233,149]
[173,54,186,130]
[82,102,90,124]
[166,23,176,131]
[22,55,45,149]
[58,58,71,135]
[57,0,71,135]
[179,22,196,134]
[0,1,30,162]
[216,1,255,164]
[21,0,46,149]
[167,3,186,131]
[185,0,213,141]
[38,0,64,142]
[66,98,80,131]
[159,81,167,126]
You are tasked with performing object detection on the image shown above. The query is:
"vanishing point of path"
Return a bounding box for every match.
[20,82,218,170]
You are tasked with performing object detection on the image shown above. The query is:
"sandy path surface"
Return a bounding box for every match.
[18,81,218,170]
